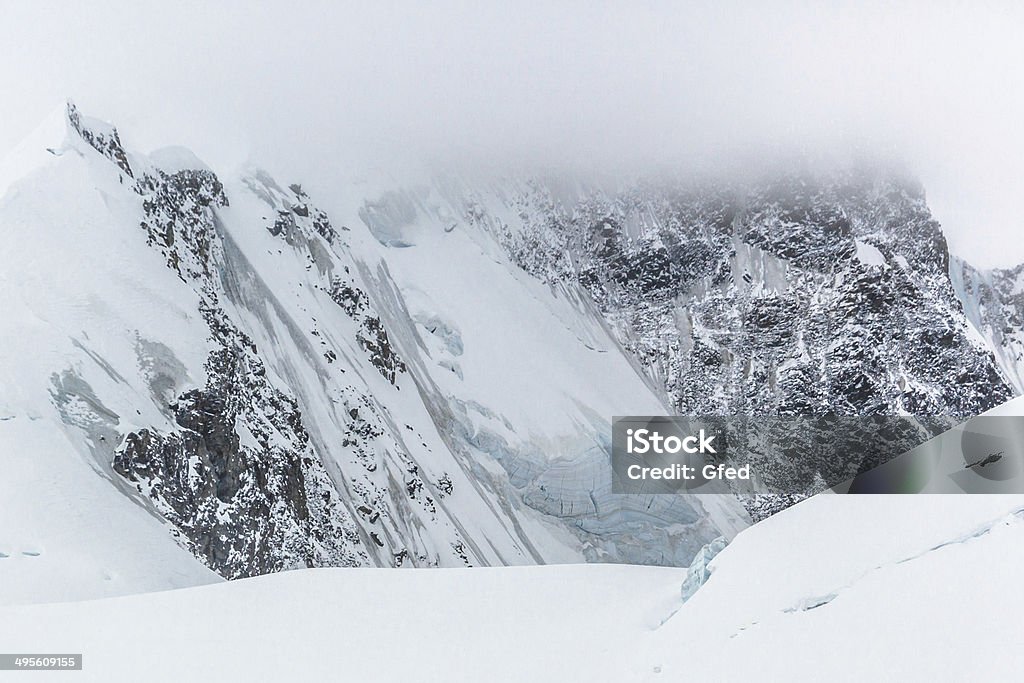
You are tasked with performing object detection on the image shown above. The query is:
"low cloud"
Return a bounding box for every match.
[3,1,1023,265]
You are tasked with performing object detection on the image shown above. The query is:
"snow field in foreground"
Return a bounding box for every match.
[2,494,1023,682]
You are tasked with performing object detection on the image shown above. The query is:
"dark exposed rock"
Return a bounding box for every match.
[356,316,407,385]
[329,276,367,317]
[328,272,407,382]
[66,101,134,178]
[138,168,228,278]
[114,306,365,578]
[488,169,1015,502]
[61,113,371,578]
[437,474,454,497]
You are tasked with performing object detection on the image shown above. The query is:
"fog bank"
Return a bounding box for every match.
[2,1,1023,266]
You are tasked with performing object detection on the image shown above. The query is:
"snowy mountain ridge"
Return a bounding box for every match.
[1,102,1020,601]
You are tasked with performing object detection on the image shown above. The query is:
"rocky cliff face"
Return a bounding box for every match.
[113,303,366,578]
[468,171,1017,518]
[490,172,1013,421]
[64,104,365,577]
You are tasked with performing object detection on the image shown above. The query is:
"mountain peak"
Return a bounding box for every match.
[64,100,133,177]
[0,101,74,199]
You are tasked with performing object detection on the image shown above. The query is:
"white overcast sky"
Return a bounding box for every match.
[2,1,1023,267]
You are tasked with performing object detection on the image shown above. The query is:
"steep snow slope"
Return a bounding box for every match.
[325,179,747,561]
[0,106,220,603]
[951,255,1024,394]
[648,493,1024,680]
[1,493,1020,681]
[0,103,745,602]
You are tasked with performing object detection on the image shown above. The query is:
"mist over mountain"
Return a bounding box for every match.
[3,7,1024,681]
[3,2,1024,266]
[2,101,1022,594]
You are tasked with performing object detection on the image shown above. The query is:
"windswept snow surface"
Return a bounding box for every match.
[1,494,1021,681]
[0,418,220,606]
[649,494,1024,681]
[0,564,688,682]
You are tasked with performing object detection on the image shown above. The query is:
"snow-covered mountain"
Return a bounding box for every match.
[1,103,1020,602]
[0,103,747,601]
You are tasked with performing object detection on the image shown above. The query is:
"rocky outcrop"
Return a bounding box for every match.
[65,125,364,576]
[66,101,133,178]
[114,305,365,578]
[59,107,366,578]
[138,168,227,278]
